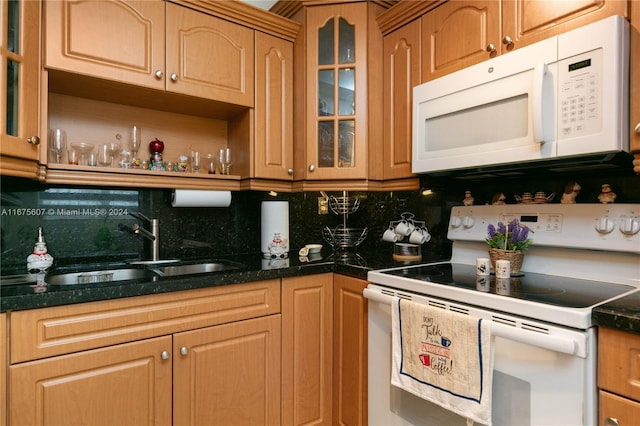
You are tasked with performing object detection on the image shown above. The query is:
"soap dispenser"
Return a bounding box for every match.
[27,227,54,286]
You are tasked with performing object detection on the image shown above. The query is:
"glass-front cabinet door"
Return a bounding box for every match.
[0,0,40,169]
[305,3,367,180]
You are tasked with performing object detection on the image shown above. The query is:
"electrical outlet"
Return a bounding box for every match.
[318,197,329,215]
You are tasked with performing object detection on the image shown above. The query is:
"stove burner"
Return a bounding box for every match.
[381,263,633,309]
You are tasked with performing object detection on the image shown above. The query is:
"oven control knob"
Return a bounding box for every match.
[595,217,615,234]
[462,216,475,229]
[450,216,462,228]
[620,217,640,235]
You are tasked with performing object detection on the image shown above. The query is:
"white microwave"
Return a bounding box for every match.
[412,15,629,175]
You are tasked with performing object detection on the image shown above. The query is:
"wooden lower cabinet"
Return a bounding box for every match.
[598,327,640,425]
[173,315,281,425]
[1,313,6,426]
[333,275,368,426]
[282,273,333,425]
[10,336,173,426]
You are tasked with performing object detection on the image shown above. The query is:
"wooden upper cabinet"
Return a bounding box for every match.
[165,2,254,107]
[301,3,371,181]
[45,0,254,106]
[0,0,40,173]
[630,0,640,161]
[382,19,421,180]
[421,0,500,82]
[44,0,166,90]
[254,32,294,180]
[502,0,628,51]
[421,0,628,82]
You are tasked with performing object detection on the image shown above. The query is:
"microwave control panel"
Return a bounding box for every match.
[558,48,603,138]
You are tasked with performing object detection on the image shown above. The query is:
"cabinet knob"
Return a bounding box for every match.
[26,136,40,145]
[604,417,620,426]
[502,36,514,49]
[308,164,315,172]
[287,168,294,175]
[634,122,640,134]
[180,346,189,356]
[486,43,496,54]
[160,351,170,360]
[170,73,178,82]
[155,70,163,79]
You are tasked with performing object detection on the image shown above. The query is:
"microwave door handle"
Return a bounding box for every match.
[532,63,548,143]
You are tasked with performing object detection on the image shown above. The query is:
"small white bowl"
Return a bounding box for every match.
[306,244,322,254]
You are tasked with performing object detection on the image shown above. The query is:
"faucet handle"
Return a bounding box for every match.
[131,211,153,222]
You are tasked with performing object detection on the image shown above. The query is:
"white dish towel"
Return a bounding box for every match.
[391,297,494,426]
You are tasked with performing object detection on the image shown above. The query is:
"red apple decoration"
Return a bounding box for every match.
[149,138,164,153]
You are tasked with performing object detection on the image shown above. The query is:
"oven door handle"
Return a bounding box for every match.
[364,289,583,357]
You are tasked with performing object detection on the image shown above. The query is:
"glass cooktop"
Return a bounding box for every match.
[380,263,635,309]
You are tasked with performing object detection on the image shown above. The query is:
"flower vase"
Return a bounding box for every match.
[488,248,525,275]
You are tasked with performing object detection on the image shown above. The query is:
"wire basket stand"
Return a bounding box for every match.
[322,191,368,250]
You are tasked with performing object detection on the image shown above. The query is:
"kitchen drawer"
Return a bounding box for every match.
[10,279,280,363]
[599,390,640,426]
[598,327,640,402]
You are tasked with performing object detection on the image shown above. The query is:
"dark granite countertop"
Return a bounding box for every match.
[592,290,640,335]
[1,249,445,312]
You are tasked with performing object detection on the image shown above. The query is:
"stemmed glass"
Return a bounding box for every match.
[129,125,141,159]
[106,142,121,166]
[48,129,67,163]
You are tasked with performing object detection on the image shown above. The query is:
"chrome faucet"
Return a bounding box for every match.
[119,212,159,261]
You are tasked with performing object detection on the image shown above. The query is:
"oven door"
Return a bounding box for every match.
[365,288,596,426]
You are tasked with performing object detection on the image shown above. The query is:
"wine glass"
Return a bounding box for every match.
[190,151,201,173]
[48,129,67,163]
[106,142,121,167]
[129,125,141,159]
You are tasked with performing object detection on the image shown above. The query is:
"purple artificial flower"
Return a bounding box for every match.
[497,222,506,235]
[487,224,496,238]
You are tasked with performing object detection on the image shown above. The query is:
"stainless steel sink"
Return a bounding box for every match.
[151,261,243,277]
[46,268,158,285]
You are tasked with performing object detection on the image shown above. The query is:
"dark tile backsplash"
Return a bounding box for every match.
[2,166,638,275]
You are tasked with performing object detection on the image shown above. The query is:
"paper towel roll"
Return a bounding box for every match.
[171,190,232,207]
[261,201,289,256]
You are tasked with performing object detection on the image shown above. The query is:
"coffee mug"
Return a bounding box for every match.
[409,229,427,244]
[382,228,398,243]
[395,220,414,236]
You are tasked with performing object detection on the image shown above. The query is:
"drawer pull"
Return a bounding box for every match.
[180,346,189,356]
[605,417,619,426]
[161,351,170,360]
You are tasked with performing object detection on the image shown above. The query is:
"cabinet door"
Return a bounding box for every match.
[282,274,333,425]
[173,315,281,426]
[304,3,368,180]
[502,0,628,52]
[44,0,165,90]
[599,390,640,426]
[333,274,368,426]
[382,19,420,180]
[598,327,640,402]
[631,0,640,166]
[254,32,294,180]
[166,2,254,107]
[1,313,5,426]
[0,0,40,167]
[421,1,500,82]
[9,336,172,426]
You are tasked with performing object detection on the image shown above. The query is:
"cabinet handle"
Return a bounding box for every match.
[502,36,514,49]
[308,164,315,172]
[486,43,496,54]
[26,136,40,145]
[160,351,170,360]
[604,417,620,426]
[287,168,294,175]
[180,346,189,356]
[170,73,178,82]
[634,122,640,134]
[155,70,163,79]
